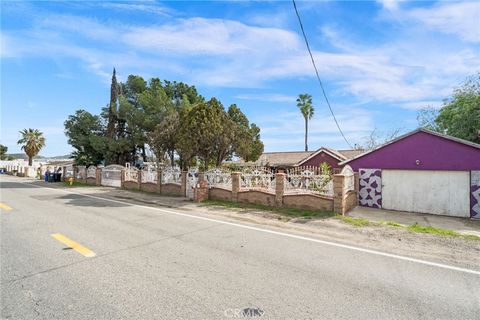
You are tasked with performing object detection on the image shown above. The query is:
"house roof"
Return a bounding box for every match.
[337,149,365,159]
[339,128,480,166]
[232,147,365,167]
[258,151,313,166]
[296,147,346,165]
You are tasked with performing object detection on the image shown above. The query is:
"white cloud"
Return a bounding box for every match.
[99,2,174,16]
[376,0,408,11]
[2,7,479,107]
[409,2,480,43]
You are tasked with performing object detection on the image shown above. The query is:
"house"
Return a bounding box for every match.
[340,128,480,219]
[232,148,364,173]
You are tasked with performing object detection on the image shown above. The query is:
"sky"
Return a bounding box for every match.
[1,0,479,157]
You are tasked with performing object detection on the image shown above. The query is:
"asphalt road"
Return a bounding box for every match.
[1,176,479,319]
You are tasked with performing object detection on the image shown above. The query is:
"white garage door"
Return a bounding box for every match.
[382,170,470,217]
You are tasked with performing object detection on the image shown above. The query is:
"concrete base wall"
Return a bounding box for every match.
[86,177,96,185]
[141,182,158,193]
[209,188,232,201]
[237,190,275,206]
[161,183,182,196]
[283,194,334,211]
[343,191,357,214]
[124,181,139,190]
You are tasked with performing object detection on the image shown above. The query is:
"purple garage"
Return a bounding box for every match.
[340,128,480,219]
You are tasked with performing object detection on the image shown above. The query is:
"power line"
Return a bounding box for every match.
[292,0,353,149]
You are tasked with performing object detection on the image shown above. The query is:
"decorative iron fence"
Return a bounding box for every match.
[186,167,199,200]
[141,167,157,184]
[285,166,333,196]
[86,166,97,179]
[162,166,181,185]
[65,165,74,178]
[240,167,275,191]
[205,168,232,190]
[124,166,139,182]
[76,166,86,180]
[101,165,123,188]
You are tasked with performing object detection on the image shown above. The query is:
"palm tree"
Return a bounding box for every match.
[296,93,314,151]
[17,128,46,166]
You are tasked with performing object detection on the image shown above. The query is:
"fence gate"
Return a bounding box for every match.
[101,165,123,188]
[358,168,382,208]
[186,168,198,200]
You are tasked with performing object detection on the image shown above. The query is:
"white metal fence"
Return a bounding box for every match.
[205,168,232,190]
[141,167,157,184]
[285,166,333,196]
[124,166,138,182]
[240,167,276,192]
[162,166,181,185]
[87,166,97,179]
[101,165,123,187]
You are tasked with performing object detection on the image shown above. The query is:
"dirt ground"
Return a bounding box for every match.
[25,180,480,270]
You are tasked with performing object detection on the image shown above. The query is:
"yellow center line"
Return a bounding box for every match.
[51,233,96,258]
[0,203,12,211]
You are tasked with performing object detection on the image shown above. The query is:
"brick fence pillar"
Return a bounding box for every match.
[120,169,125,188]
[275,173,285,207]
[333,174,345,215]
[195,180,209,202]
[96,168,102,186]
[73,166,78,183]
[62,166,67,182]
[231,172,241,202]
[157,169,162,194]
[137,169,142,190]
[181,171,187,197]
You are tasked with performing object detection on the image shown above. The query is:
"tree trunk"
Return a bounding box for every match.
[304,117,308,152]
[28,156,33,166]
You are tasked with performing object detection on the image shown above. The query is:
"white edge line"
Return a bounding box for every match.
[24,181,480,276]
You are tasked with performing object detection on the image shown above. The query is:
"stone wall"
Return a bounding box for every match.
[343,190,358,214]
[283,194,334,211]
[237,190,276,206]
[209,188,233,201]
[161,183,182,196]
[140,182,158,194]
[123,181,139,191]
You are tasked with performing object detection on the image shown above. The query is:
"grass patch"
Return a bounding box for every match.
[380,220,403,228]
[201,199,334,219]
[406,223,480,240]
[335,215,370,227]
[337,218,480,240]
[62,181,95,188]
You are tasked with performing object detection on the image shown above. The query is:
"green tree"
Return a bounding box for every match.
[17,128,46,166]
[435,74,480,143]
[236,123,264,162]
[64,109,105,165]
[149,111,180,166]
[106,68,119,143]
[227,105,264,162]
[179,98,226,170]
[0,144,7,160]
[296,93,314,151]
